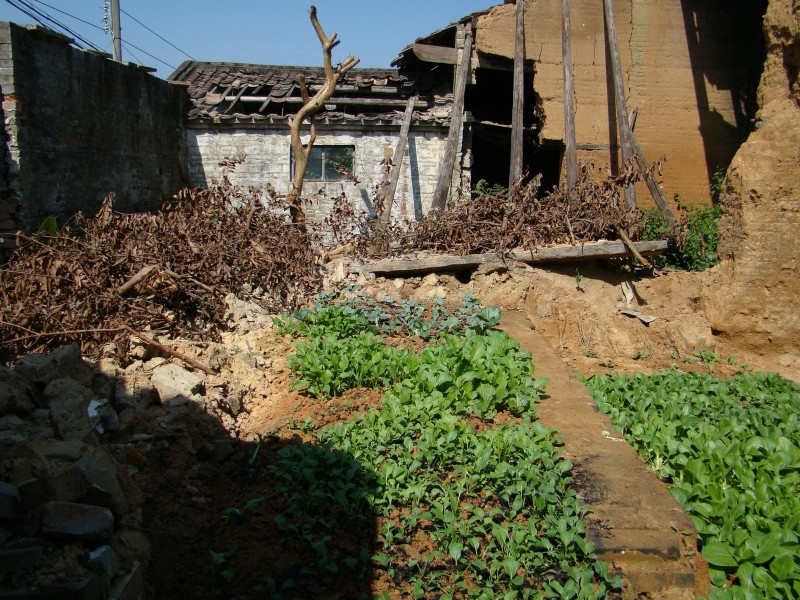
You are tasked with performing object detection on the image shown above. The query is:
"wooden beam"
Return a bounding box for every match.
[509,0,526,187]
[562,0,577,189]
[631,131,678,229]
[603,0,637,208]
[350,240,669,275]
[431,25,473,211]
[412,43,459,65]
[381,95,417,223]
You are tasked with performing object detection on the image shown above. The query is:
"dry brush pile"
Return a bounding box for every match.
[0,165,320,364]
[338,163,654,257]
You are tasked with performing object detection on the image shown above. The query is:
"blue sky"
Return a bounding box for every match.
[0,1,499,78]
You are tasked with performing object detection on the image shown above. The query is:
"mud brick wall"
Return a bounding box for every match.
[0,22,186,246]
[185,125,453,224]
[476,0,765,206]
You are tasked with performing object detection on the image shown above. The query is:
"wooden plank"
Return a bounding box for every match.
[350,240,669,275]
[562,0,578,189]
[431,25,473,211]
[603,0,637,208]
[509,0,526,187]
[381,95,417,224]
[412,43,459,65]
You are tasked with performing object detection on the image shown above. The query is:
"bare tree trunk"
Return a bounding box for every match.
[286,6,359,225]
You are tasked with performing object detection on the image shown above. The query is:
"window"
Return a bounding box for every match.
[292,145,355,181]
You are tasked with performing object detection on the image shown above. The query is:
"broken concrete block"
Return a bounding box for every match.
[150,364,203,405]
[109,560,143,600]
[46,394,92,442]
[18,466,89,510]
[110,529,150,565]
[43,378,94,403]
[79,484,115,513]
[0,414,55,446]
[0,366,34,417]
[13,344,93,390]
[0,542,43,574]
[87,544,120,579]
[41,501,114,541]
[0,480,19,520]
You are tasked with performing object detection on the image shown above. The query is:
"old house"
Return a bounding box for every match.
[169,0,765,223]
[168,62,456,223]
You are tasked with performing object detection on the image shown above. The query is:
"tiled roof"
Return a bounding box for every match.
[168,61,452,125]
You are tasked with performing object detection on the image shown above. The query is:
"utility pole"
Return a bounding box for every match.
[111,0,122,62]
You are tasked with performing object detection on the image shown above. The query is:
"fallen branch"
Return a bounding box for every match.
[615,226,655,272]
[119,323,215,375]
[117,265,158,296]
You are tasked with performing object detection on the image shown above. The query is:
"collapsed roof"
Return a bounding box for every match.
[168,61,454,126]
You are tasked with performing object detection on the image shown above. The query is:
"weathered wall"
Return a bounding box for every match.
[0,22,185,245]
[703,0,800,368]
[186,126,450,224]
[475,0,764,206]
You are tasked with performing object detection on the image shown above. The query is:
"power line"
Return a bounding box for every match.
[122,39,175,70]
[26,0,104,32]
[120,7,195,60]
[3,0,102,51]
[12,0,102,50]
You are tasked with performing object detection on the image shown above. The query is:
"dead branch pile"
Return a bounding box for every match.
[348,163,655,257]
[0,166,320,364]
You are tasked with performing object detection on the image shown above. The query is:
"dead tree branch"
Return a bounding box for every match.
[286,5,360,225]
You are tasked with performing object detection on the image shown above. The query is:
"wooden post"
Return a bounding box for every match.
[603,0,636,208]
[509,0,525,188]
[561,0,577,189]
[431,25,472,211]
[381,95,417,223]
[631,132,678,229]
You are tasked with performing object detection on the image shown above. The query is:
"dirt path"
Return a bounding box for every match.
[499,310,709,599]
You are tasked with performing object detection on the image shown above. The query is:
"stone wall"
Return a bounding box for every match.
[703,0,800,369]
[186,125,451,224]
[474,0,765,206]
[0,22,186,247]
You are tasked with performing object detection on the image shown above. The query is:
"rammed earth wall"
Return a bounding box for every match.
[0,22,186,246]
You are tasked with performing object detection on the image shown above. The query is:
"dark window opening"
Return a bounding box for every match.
[291,145,354,181]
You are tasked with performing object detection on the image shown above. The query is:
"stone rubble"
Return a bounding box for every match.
[0,339,237,599]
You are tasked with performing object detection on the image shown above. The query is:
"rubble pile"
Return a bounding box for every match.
[0,317,276,599]
[0,344,149,599]
[0,168,320,364]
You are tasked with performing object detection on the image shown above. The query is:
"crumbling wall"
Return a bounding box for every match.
[474,0,764,205]
[0,22,186,244]
[185,126,449,223]
[703,0,800,368]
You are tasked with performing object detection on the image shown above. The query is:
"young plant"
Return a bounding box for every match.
[587,370,800,599]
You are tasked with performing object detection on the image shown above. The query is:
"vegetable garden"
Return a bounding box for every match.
[234,293,619,599]
[587,370,800,599]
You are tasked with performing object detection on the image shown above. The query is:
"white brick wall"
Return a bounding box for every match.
[185,126,453,224]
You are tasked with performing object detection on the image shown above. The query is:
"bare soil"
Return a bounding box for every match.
[117,261,796,598]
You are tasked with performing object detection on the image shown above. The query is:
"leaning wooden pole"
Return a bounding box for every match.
[431,25,472,211]
[561,0,577,189]
[603,0,636,208]
[381,95,417,223]
[509,0,526,188]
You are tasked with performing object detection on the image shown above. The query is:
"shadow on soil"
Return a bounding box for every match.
[129,400,376,599]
